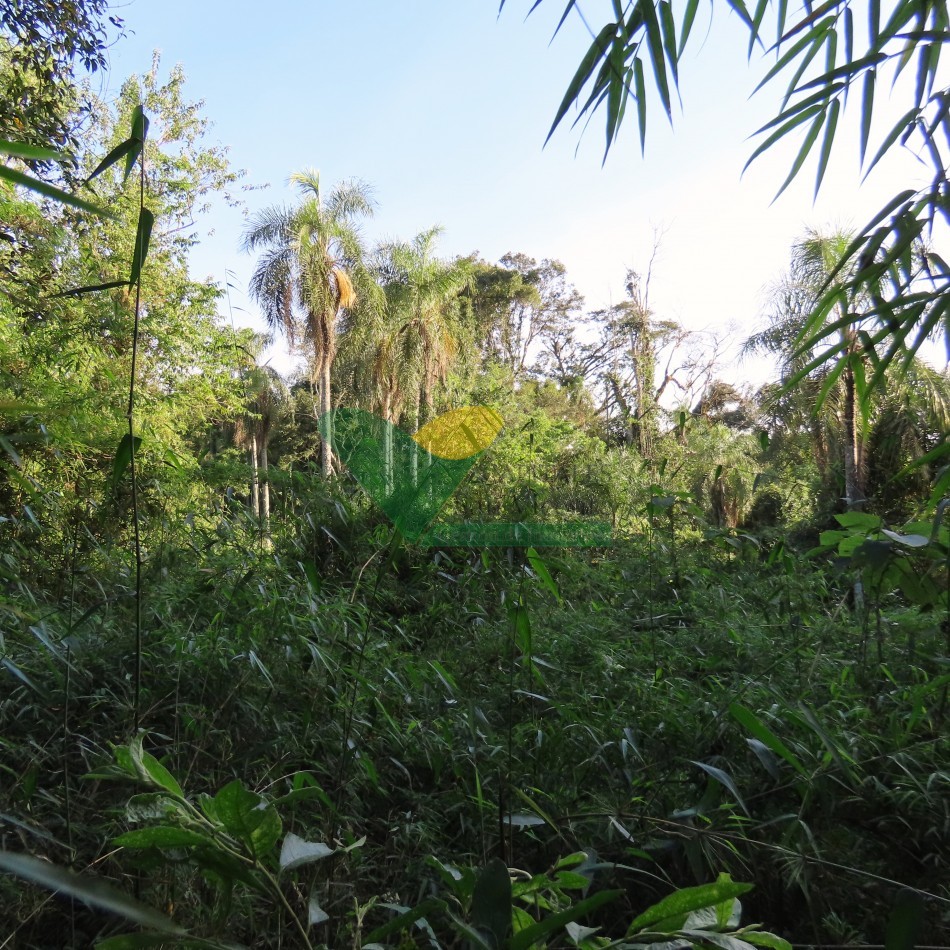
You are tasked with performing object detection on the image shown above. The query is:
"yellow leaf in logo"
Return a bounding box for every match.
[412,406,503,460]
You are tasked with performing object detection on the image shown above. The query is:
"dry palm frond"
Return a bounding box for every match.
[334,266,356,310]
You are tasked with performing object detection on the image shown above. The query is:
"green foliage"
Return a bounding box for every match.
[504,0,950,401]
[2,7,948,950]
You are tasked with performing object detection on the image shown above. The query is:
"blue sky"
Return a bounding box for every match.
[100,0,943,387]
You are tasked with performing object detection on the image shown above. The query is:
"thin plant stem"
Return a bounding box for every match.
[130,145,145,734]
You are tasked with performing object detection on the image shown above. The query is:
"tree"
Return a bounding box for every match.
[748,228,950,514]
[234,361,289,531]
[340,227,472,487]
[0,0,120,156]
[748,229,868,510]
[463,253,582,378]
[0,59,247,549]
[243,170,373,477]
[502,0,949,393]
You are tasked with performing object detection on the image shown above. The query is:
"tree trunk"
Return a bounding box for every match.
[382,390,393,496]
[843,349,866,615]
[250,433,260,519]
[261,438,270,531]
[320,363,334,478]
[410,389,421,488]
[843,363,864,510]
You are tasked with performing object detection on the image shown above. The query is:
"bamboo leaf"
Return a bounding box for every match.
[0,851,185,934]
[729,703,807,776]
[0,165,111,216]
[634,57,647,153]
[679,0,700,56]
[814,97,840,197]
[111,434,143,492]
[546,22,617,145]
[510,890,621,949]
[773,107,826,201]
[129,208,154,286]
[51,279,131,299]
[860,69,876,163]
[87,138,141,184]
[689,760,750,815]
[0,139,63,161]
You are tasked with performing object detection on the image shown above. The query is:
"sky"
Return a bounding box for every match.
[96,0,945,388]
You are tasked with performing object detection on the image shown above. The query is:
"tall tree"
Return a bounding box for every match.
[243,170,373,477]
[341,227,472,486]
[748,228,950,513]
[0,0,120,157]
[747,229,868,510]
[464,253,582,378]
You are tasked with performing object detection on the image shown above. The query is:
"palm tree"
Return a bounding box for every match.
[234,363,289,534]
[242,170,373,477]
[747,228,870,511]
[747,227,950,514]
[340,227,472,486]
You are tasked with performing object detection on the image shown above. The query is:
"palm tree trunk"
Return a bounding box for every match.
[410,389,421,488]
[382,390,393,496]
[843,359,866,615]
[250,433,260,519]
[843,367,859,509]
[320,363,334,478]
[261,439,271,531]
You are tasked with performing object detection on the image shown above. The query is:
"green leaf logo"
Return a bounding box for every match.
[319,406,502,541]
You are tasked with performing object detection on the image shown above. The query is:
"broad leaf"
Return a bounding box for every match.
[279,833,334,872]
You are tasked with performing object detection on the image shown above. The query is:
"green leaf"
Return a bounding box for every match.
[129,207,155,286]
[729,704,807,776]
[742,933,792,950]
[471,858,512,948]
[546,22,617,145]
[111,434,143,491]
[87,138,142,184]
[0,165,111,216]
[679,0,700,55]
[213,781,281,858]
[129,740,184,799]
[628,880,753,933]
[1,658,51,699]
[512,603,532,658]
[633,57,647,153]
[0,448,28,484]
[51,279,131,299]
[278,833,334,872]
[860,68,875,164]
[690,760,750,815]
[526,547,562,603]
[834,511,881,529]
[814,97,839,197]
[0,139,63,161]
[509,890,621,950]
[773,106,826,201]
[114,827,212,849]
[0,850,185,934]
[125,105,150,182]
[641,0,672,121]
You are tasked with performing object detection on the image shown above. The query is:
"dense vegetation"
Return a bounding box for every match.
[1,3,948,948]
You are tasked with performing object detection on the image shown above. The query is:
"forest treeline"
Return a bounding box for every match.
[1,2,948,948]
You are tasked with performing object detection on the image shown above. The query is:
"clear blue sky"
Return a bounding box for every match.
[99,0,942,386]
